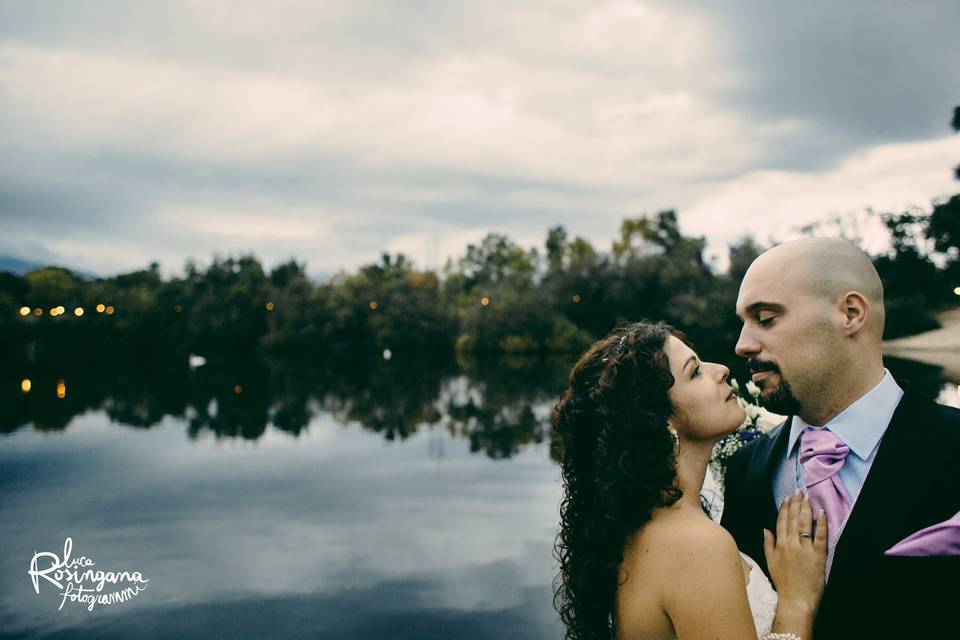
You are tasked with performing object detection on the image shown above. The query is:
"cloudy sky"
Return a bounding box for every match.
[2,1,959,277]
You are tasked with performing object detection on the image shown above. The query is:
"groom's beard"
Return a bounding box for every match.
[749,360,802,415]
[760,376,802,415]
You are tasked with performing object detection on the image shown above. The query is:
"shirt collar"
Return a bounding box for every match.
[787,369,904,460]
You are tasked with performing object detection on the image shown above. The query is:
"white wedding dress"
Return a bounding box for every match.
[740,552,778,638]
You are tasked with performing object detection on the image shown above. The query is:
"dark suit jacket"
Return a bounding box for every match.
[721,386,960,638]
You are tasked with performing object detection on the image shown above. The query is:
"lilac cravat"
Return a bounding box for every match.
[800,427,852,550]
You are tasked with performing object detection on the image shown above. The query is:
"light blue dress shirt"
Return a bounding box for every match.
[774,368,904,516]
[772,369,903,577]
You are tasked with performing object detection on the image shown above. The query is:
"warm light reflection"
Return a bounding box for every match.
[56,379,66,399]
[369,301,378,311]
[480,296,490,306]
[265,301,275,311]
[49,307,59,316]
[234,385,243,394]
[19,306,30,316]
[96,304,106,313]
[21,379,31,393]
[56,305,65,314]
[954,287,960,296]
[106,306,115,315]
[33,308,43,316]
[572,294,581,303]
[74,307,84,317]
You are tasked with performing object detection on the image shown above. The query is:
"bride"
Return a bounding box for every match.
[552,321,827,639]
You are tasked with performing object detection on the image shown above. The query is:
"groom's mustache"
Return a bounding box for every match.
[747,359,779,374]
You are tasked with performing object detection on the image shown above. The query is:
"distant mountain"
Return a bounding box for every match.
[0,256,98,279]
[0,256,45,276]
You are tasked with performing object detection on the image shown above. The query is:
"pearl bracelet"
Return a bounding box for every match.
[763,634,801,640]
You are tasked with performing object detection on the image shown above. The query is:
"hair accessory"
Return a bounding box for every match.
[602,334,629,363]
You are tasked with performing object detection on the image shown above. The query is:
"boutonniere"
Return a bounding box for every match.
[710,379,772,487]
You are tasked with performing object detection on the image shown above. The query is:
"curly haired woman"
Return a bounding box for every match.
[552,321,827,640]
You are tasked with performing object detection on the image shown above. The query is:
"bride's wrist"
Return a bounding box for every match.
[777,596,817,617]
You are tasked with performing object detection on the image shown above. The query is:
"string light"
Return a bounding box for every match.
[572,294,581,303]
[106,306,115,315]
[233,385,243,394]
[480,297,490,306]
[19,306,30,316]
[96,304,105,313]
[265,301,275,311]
[21,379,31,393]
[74,307,84,317]
[56,379,66,399]
[369,301,378,310]
[33,308,42,316]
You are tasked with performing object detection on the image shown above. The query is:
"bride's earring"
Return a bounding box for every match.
[668,426,679,450]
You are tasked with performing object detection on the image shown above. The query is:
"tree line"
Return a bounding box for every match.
[2,107,958,361]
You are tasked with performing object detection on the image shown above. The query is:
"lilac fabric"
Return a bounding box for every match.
[800,428,852,550]
[885,511,960,557]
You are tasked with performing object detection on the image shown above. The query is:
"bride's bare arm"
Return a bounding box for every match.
[658,523,758,639]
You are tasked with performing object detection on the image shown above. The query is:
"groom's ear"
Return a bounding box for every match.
[838,290,869,336]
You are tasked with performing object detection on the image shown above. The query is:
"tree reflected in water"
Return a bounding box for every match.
[1,344,952,459]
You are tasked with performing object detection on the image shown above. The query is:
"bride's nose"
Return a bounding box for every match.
[715,364,730,383]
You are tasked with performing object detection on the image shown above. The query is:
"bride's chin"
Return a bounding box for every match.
[725,413,746,436]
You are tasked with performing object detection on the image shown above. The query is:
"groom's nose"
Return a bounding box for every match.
[735,325,760,358]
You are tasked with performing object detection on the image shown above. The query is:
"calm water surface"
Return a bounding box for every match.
[1,352,955,639]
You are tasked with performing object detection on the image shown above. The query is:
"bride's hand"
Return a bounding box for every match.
[763,490,827,613]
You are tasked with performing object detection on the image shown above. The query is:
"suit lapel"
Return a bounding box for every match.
[745,419,791,574]
[827,388,959,588]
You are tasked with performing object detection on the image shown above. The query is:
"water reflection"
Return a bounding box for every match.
[0,409,564,639]
[1,345,958,639]
[1,348,574,458]
[4,348,956,448]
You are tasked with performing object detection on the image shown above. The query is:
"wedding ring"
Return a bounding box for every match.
[799,533,813,539]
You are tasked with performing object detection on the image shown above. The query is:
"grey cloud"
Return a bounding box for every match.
[694,0,960,170]
[1,2,957,275]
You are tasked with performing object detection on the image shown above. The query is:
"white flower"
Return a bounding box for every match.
[729,378,740,393]
[745,380,761,398]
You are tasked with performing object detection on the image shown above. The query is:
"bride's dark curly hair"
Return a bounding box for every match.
[551,320,691,640]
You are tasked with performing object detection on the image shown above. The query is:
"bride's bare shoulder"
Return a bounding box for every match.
[628,509,740,568]
[617,511,752,637]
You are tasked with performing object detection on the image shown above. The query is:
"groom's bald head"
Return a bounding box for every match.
[747,237,885,339]
[735,237,887,423]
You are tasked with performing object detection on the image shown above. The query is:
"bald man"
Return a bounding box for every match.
[721,238,960,638]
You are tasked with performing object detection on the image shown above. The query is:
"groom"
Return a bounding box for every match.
[721,237,960,638]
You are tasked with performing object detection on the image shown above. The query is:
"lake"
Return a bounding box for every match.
[1,350,956,639]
